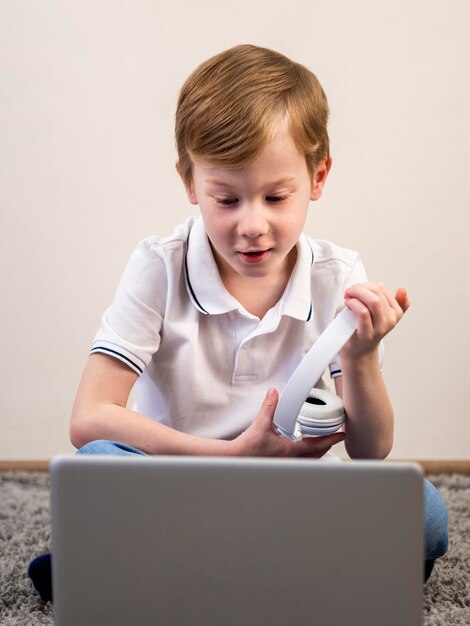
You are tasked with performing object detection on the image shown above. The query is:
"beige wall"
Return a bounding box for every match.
[1,0,469,460]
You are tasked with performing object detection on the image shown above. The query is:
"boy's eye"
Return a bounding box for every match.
[266,195,288,203]
[215,197,238,206]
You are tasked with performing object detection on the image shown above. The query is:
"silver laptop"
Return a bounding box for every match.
[50,456,424,626]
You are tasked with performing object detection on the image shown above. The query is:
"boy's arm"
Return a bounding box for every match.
[70,353,345,458]
[334,284,410,459]
[70,354,236,455]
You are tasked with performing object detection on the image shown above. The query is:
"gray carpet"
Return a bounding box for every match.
[0,472,469,625]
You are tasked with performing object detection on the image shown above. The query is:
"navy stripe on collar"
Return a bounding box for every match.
[306,238,314,320]
[306,302,313,322]
[184,232,209,315]
[307,238,315,266]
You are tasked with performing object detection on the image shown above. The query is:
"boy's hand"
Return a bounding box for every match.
[341,283,410,359]
[233,388,345,458]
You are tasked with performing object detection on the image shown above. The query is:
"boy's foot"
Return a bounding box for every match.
[28,553,53,603]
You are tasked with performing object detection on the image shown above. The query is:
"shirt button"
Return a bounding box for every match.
[243,340,253,349]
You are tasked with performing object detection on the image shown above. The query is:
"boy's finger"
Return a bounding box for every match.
[265,387,278,405]
[295,431,346,456]
[256,388,279,426]
[395,287,410,313]
[311,432,346,448]
[295,430,346,453]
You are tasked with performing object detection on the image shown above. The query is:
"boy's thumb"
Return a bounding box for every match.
[266,387,278,404]
[258,388,278,424]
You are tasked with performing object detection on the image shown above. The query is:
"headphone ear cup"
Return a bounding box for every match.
[297,388,345,436]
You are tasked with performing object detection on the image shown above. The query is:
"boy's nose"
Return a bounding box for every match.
[238,204,269,239]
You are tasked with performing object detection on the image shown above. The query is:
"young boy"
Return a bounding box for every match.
[29,44,447,601]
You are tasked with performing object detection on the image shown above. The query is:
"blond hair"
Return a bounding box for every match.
[175,44,330,185]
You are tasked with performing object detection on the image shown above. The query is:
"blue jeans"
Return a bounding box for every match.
[77,440,449,576]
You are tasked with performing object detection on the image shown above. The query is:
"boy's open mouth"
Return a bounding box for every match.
[238,249,272,264]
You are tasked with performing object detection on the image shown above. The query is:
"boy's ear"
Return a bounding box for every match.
[310,157,332,201]
[176,160,198,205]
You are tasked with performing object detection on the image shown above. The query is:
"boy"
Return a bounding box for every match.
[72,44,405,459]
[29,44,447,601]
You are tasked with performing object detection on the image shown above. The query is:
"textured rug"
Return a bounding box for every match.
[0,472,469,625]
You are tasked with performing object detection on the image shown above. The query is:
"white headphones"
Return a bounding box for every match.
[297,388,345,436]
[274,308,357,441]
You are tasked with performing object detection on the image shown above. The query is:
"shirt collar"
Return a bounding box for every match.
[279,234,314,321]
[184,216,239,315]
[184,216,314,320]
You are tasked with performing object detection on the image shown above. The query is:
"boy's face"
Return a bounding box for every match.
[182,128,330,286]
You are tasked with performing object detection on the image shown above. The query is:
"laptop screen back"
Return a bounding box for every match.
[50,456,423,626]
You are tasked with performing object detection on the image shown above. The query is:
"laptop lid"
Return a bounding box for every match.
[50,456,423,626]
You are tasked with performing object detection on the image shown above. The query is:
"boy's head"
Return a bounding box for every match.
[175,44,330,186]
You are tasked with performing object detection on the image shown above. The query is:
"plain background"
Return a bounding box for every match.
[1,0,469,460]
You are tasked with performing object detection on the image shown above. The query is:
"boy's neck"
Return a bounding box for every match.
[219,253,296,320]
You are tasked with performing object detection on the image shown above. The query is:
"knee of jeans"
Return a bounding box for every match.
[75,440,118,455]
[75,439,146,456]
[424,479,449,560]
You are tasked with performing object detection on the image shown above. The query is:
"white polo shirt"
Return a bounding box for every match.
[91,216,368,440]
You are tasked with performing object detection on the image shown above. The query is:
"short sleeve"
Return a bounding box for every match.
[90,239,167,374]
